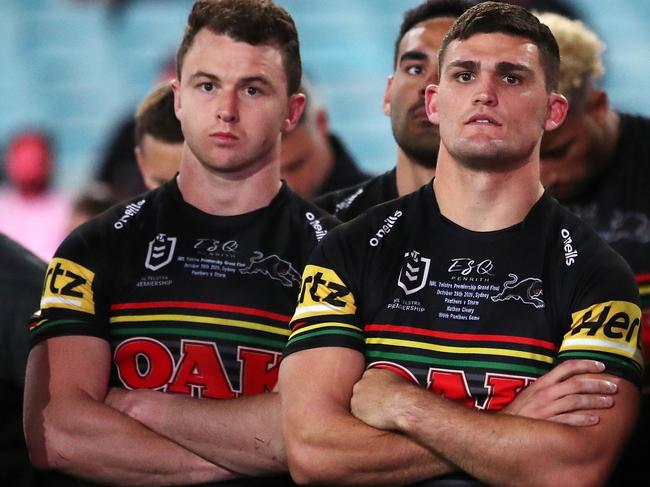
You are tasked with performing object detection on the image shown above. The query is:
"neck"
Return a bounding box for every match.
[395,148,437,197]
[177,145,282,216]
[433,148,543,232]
[598,109,621,172]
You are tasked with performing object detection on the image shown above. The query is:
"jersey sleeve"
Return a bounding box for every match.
[28,223,110,347]
[556,248,644,386]
[283,228,364,356]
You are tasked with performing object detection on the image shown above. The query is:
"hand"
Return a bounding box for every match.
[350,368,416,430]
[503,360,616,426]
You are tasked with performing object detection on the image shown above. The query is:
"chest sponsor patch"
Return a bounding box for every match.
[561,300,643,363]
[41,258,95,314]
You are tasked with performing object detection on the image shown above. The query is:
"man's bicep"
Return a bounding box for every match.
[588,374,639,449]
[25,335,112,403]
[279,346,366,413]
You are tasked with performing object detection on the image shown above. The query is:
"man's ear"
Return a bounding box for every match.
[425,84,440,126]
[543,92,569,132]
[382,75,394,117]
[315,108,330,137]
[586,89,609,124]
[172,79,182,120]
[282,93,306,134]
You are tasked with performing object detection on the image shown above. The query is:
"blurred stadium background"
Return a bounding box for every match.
[1,0,648,193]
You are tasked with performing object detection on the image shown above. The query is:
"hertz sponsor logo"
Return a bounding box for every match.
[114,199,146,230]
[293,265,356,319]
[560,228,578,266]
[369,210,403,247]
[561,301,642,361]
[41,258,95,313]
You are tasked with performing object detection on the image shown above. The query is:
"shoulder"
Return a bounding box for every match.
[546,200,637,298]
[55,188,161,266]
[0,234,46,289]
[313,169,397,221]
[319,185,422,255]
[284,187,341,243]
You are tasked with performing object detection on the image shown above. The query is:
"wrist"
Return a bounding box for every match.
[391,382,426,433]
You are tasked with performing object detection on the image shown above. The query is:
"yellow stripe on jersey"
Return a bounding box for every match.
[292,265,356,320]
[288,321,360,338]
[561,300,642,365]
[366,337,555,364]
[109,314,290,336]
[41,258,95,314]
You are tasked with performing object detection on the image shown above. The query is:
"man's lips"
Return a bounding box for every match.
[210,131,239,143]
[465,114,501,125]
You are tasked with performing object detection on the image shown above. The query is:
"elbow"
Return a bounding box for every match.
[24,413,77,472]
[285,432,348,485]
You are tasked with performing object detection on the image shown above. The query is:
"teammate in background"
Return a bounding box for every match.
[97,55,177,201]
[23,1,336,485]
[135,81,184,190]
[314,0,472,221]
[0,234,83,487]
[66,183,119,235]
[535,12,650,486]
[280,3,642,486]
[280,77,370,199]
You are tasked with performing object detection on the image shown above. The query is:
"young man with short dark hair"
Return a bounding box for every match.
[280,3,642,486]
[23,1,336,485]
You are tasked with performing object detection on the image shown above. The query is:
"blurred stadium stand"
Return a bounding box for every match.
[0,0,648,193]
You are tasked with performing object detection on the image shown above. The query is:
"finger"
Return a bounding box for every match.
[540,360,605,384]
[550,412,600,427]
[546,394,615,416]
[562,377,617,395]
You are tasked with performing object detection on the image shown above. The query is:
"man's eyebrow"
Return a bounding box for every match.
[188,70,219,82]
[239,75,273,87]
[399,50,429,65]
[187,72,273,87]
[495,62,533,76]
[445,60,478,72]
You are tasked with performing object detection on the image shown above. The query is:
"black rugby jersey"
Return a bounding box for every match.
[560,114,650,359]
[313,168,398,222]
[287,182,643,398]
[31,178,338,393]
[29,178,338,486]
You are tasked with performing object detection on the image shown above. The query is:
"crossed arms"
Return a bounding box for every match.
[23,335,284,485]
[279,346,638,487]
[23,335,634,486]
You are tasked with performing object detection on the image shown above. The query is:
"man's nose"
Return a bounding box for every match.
[472,78,497,106]
[216,89,239,123]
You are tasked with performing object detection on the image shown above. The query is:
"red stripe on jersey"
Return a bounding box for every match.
[636,273,650,284]
[365,323,557,350]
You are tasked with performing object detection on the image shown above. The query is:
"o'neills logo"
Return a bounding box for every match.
[561,228,578,266]
[114,199,146,230]
[369,210,403,247]
[305,212,328,241]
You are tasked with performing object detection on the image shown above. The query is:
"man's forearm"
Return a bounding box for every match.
[112,390,286,476]
[283,405,455,486]
[390,378,638,487]
[26,390,233,486]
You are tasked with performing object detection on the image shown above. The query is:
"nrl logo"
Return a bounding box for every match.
[398,251,431,295]
[145,234,177,271]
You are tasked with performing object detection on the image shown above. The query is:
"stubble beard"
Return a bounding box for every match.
[392,118,440,169]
